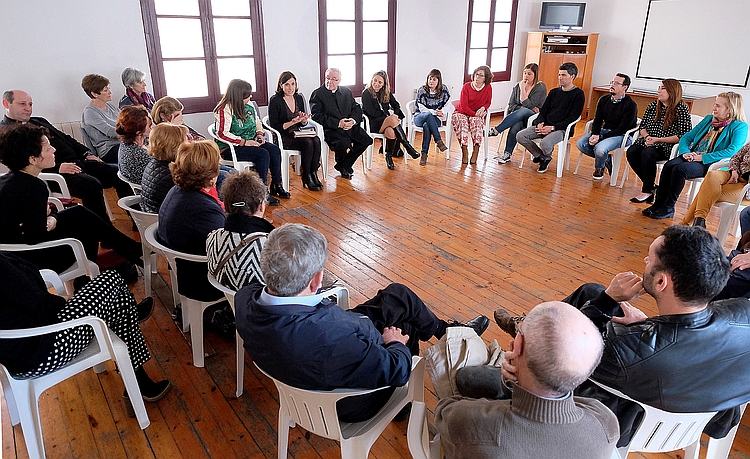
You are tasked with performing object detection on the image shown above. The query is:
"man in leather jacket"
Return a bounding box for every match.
[566,226,750,446]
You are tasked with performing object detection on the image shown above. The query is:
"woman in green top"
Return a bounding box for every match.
[213,79,289,205]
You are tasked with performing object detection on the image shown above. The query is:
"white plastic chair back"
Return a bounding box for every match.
[261,114,301,191]
[257,356,424,459]
[573,118,640,186]
[406,99,454,160]
[117,195,158,297]
[143,222,223,367]
[0,271,149,459]
[206,123,256,173]
[117,169,142,193]
[714,182,750,246]
[518,113,580,177]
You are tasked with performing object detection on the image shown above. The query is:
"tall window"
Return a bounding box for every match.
[464,0,519,82]
[318,0,396,96]
[140,0,268,113]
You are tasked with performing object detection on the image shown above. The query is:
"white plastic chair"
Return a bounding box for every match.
[406,100,454,161]
[143,222,224,367]
[491,105,511,158]
[258,355,424,459]
[407,400,441,459]
[117,196,159,298]
[714,182,750,246]
[261,115,301,191]
[573,119,641,186]
[0,237,100,296]
[117,169,142,193]
[206,273,246,398]
[0,271,149,459]
[39,171,114,220]
[518,113,581,177]
[207,123,256,173]
[449,99,492,162]
[590,379,744,459]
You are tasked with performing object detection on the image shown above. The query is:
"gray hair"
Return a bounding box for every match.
[260,223,328,297]
[326,68,341,77]
[2,90,14,103]
[121,67,146,89]
[522,302,603,395]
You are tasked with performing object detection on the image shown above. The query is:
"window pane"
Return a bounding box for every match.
[158,18,205,58]
[470,22,489,49]
[472,0,491,21]
[214,18,253,56]
[164,60,208,98]
[494,0,513,21]
[327,0,354,20]
[363,22,388,53]
[493,22,510,48]
[468,49,488,74]
[218,58,256,93]
[362,53,387,85]
[327,55,356,86]
[490,48,508,73]
[363,0,388,20]
[155,0,199,16]
[211,0,250,16]
[328,21,355,54]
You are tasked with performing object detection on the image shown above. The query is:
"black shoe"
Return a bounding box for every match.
[302,174,322,191]
[385,153,395,170]
[311,172,323,188]
[642,205,656,216]
[630,194,655,204]
[449,315,490,336]
[270,182,291,199]
[532,155,541,164]
[137,297,154,323]
[604,155,613,176]
[693,217,707,228]
[592,168,605,180]
[115,262,139,283]
[647,207,674,220]
[346,166,355,175]
[267,195,281,206]
[538,157,551,173]
[493,308,525,337]
[393,402,412,422]
[126,379,171,403]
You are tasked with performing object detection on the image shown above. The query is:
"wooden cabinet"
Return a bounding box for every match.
[525,32,598,117]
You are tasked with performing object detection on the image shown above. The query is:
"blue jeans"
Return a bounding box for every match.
[576,129,629,169]
[413,112,443,155]
[226,142,282,185]
[493,107,535,154]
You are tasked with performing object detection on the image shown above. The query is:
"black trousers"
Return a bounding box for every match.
[324,126,373,170]
[282,135,322,175]
[61,160,133,222]
[652,156,710,210]
[626,143,670,193]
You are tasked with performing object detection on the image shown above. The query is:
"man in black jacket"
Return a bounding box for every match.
[309,69,372,179]
[1,90,131,221]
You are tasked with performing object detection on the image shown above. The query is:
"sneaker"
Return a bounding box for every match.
[436,140,448,152]
[488,127,499,137]
[532,155,541,164]
[605,155,613,176]
[538,157,551,173]
[448,315,490,336]
[493,308,525,337]
[497,151,512,164]
[592,168,604,180]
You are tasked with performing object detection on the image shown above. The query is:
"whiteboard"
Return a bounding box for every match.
[636,0,750,87]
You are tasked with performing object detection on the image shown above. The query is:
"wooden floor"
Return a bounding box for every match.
[3,117,750,458]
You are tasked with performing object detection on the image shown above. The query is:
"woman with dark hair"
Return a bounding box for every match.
[0,123,144,273]
[151,96,204,141]
[626,79,693,204]
[157,140,226,301]
[490,63,547,164]
[117,106,152,185]
[413,69,451,165]
[213,79,288,206]
[140,123,188,213]
[119,67,156,110]
[207,170,274,290]
[645,92,748,219]
[81,74,121,163]
[361,70,420,170]
[268,71,322,190]
[452,66,493,165]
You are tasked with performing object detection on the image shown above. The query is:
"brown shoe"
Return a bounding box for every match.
[461,145,469,164]
[436,140,448,152]
[470,145,480,164]
[493,308,525,337]
[419,153,428,166]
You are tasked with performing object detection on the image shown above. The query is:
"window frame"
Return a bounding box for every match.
[463,0,520,83]
[317,0,397,97]
[140,0,269,113]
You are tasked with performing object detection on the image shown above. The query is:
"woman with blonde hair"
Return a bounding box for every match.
[140,123,188,213]
[452,65,493,165]
[361,70,421,170]
[643,91,747,221]
[151,96,204,141]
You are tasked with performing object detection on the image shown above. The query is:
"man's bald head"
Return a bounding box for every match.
[521,301,603,395]
[2,90,33,122]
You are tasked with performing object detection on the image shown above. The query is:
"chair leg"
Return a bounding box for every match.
[574,151,584,175]
[519,148,527,169]
[340,437,372,459]
[16,383,46,459]
[619,164,630,188]
[185,299,206,367]
[556,143,565,177]
[281,151,290,192]
[114,340,151,429]
[277,411,293,459]
[236,331,245,398]
[683,440,700,459]
[142,243,152,298]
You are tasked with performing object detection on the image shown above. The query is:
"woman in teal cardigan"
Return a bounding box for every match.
[643,92,748,219]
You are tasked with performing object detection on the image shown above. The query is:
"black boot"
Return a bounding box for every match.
[270,182,290,198]
[384,139,396,170]
[394,125,420,159]
[133,366,171,402]
[311,170,323,188]
[391,138,404,158]
[302,173,322,191]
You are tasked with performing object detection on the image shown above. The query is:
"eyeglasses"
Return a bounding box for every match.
[325,77,340,82]
[610,81,625,86]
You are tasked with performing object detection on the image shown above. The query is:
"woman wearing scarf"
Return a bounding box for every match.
[643,92,748,220]
[119,68,156,110]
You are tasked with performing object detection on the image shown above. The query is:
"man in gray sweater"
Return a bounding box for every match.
[435,301,619,459]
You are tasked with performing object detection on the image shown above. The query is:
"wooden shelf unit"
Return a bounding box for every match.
[525,32,598,117]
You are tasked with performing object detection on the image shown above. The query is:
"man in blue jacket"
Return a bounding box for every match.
[235,223,489,422]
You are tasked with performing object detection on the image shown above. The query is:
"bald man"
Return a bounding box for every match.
[435,302,619,459]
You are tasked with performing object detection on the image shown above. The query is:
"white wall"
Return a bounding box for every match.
[2,0,748,129]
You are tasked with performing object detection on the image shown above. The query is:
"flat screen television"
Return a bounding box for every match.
[540,2,586,31]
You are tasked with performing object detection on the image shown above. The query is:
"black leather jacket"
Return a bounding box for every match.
[140,158,174,213]
[576,290,750,445]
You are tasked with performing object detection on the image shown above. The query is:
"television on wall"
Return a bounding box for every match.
[540,2,586,31]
